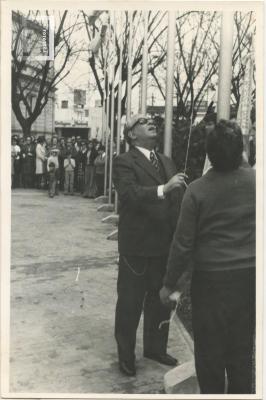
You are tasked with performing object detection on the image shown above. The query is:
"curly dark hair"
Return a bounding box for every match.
[206,119,243,172]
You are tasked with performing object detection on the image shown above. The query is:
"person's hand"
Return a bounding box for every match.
[163,173,188,195]
[160,286,174,306]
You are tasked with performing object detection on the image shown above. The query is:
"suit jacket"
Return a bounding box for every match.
[113,147,185,257]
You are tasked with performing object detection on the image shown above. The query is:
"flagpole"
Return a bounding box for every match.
[103,16,111,197]
[125,11,133,152]
[140,11,148,114]
[217,11,234,119]
[203,11,234,174]
[102,62,106,147]
[98,12,114,212]
[164,11,176,157]
[95,12,110,204]
[108,11,116,206]
[114,12,123,214]
[236,39,254,159]
[104,71,110,196]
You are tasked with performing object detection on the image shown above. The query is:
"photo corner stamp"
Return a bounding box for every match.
[20,13,55,61]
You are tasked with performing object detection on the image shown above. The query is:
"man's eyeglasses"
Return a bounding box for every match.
[130,117,154,131]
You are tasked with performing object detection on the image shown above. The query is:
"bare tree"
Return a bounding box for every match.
[82,10,172,123]
[12,10,83,136]
[231,11,255,109]
[81,10,255,128]
[149,11,220,121]
[149,11,255,121]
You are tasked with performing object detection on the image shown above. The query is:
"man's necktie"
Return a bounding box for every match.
[150,151,159,171]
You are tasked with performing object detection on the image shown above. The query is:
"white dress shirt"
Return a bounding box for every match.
[135,146,165,199]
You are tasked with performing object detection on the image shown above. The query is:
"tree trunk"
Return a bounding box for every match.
[22,121,32,137]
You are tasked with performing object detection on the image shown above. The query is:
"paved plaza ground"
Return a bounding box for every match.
[9,189,194,395]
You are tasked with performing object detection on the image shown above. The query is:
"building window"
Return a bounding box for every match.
[85,109,89,117]
[61,100,68,109]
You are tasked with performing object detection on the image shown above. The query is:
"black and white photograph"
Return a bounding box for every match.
[0,0,263,397]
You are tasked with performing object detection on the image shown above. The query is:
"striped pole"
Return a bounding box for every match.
[164,11,176,157]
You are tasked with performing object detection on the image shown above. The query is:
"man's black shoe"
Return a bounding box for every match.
[119,360,136,377]
[144,352,178,366]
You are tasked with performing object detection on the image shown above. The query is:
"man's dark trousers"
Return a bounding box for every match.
[115,254,170,363]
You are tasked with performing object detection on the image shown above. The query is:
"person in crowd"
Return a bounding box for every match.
[45,136,52,155]
[51,136,59,149]
[43,137,52,189]
[83,141,98,198]
[12,137,22,188]
[75,136,82,152]
[64,151,76,195]
[112,114,187,377]
[21,136,35,188]
[67,138,78,191]
[95,141,101,151]
[76,141,87,194]
[59,137,67,190]
[18,136,25,149]
[160,120,255,394]
[35,136,47,189]
[71,136,76,148]
[47,148,60,196]
[47,161,57,198]
[94,145,106,197]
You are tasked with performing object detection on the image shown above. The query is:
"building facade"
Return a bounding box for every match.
[55,86,103,141]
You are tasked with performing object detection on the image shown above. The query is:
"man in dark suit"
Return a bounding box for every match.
[113,114,186,376]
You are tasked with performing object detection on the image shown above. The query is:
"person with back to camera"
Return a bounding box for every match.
[112,114,187,377]
[160,119,255,394]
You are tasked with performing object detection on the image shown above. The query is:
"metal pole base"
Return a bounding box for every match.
[101,214,119,225]
[97,203,115,212]
[94,195,108,204]
[107,229,118,240]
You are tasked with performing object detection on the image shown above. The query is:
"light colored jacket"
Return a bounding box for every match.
[35,143,46,174]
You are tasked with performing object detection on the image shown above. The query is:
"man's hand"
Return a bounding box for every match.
[160,286,174,306]
[163,173,188,195]
[160,286,181,307]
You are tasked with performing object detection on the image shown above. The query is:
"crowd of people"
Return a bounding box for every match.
[11,135,107,199]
